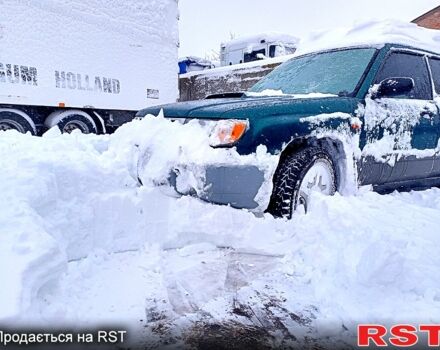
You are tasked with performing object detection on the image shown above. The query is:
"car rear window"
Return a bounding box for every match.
[429,57,440,94]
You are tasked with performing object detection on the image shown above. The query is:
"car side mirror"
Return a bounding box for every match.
[374,77,414,99]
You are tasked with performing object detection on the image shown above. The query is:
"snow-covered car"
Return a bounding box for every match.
[138,43,440,219]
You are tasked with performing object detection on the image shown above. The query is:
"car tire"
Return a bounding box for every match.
[267,146,337,219]
[0,110,36,135]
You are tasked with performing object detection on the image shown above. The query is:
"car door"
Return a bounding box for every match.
[427,56,440,177]
[359,50,439,189]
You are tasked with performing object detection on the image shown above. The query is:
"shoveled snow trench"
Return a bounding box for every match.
[1,116,440,348]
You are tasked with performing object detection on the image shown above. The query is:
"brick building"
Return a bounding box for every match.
[412,6,440,30]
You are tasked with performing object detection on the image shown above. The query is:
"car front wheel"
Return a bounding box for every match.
[267,146,337,218]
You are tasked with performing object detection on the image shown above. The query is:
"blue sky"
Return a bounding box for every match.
[178,0,439,58]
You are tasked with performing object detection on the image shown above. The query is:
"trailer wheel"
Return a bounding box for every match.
[45,110,98,134]
[0,109,37,135]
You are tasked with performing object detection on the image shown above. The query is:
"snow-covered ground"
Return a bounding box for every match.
[1,18,440,348]
[1,115,440,348]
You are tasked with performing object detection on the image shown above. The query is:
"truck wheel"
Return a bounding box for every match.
[45,110,98,134]
[0,109,37,135]
[267,147,337,218]
[58,114,97,134]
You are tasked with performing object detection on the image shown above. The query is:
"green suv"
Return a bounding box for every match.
[137,44,440,218]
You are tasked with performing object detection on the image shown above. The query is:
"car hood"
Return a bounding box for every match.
[137,95,354,120]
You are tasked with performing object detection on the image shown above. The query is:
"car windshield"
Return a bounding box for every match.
[249,48,377,96]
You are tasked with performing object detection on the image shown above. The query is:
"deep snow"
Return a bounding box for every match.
[1,18,440,348]
[1,115,440,347]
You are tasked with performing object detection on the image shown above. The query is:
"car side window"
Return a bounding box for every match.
[429,57,440,95]
[375,52,432,100]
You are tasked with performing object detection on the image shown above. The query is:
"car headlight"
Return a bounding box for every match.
[209,119,249,147]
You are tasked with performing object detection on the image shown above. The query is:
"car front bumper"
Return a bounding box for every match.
[169,165,267,209]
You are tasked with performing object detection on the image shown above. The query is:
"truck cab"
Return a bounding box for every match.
[220,33,299,66]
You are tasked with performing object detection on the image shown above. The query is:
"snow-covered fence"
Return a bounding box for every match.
[179,57,290,101]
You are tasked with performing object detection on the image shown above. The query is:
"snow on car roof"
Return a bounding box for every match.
[296,19,440,56]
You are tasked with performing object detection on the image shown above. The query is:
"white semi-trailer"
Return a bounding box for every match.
[0,0,179,135]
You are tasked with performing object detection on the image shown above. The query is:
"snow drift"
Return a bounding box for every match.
[1,114,440,347]
[1,19,440,347]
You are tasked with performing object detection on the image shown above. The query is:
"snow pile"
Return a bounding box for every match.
[0,129,134,320]
[113,114,278,209]
[113,113,277,187]
[1,116,440,346]
[0,115,276,323]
